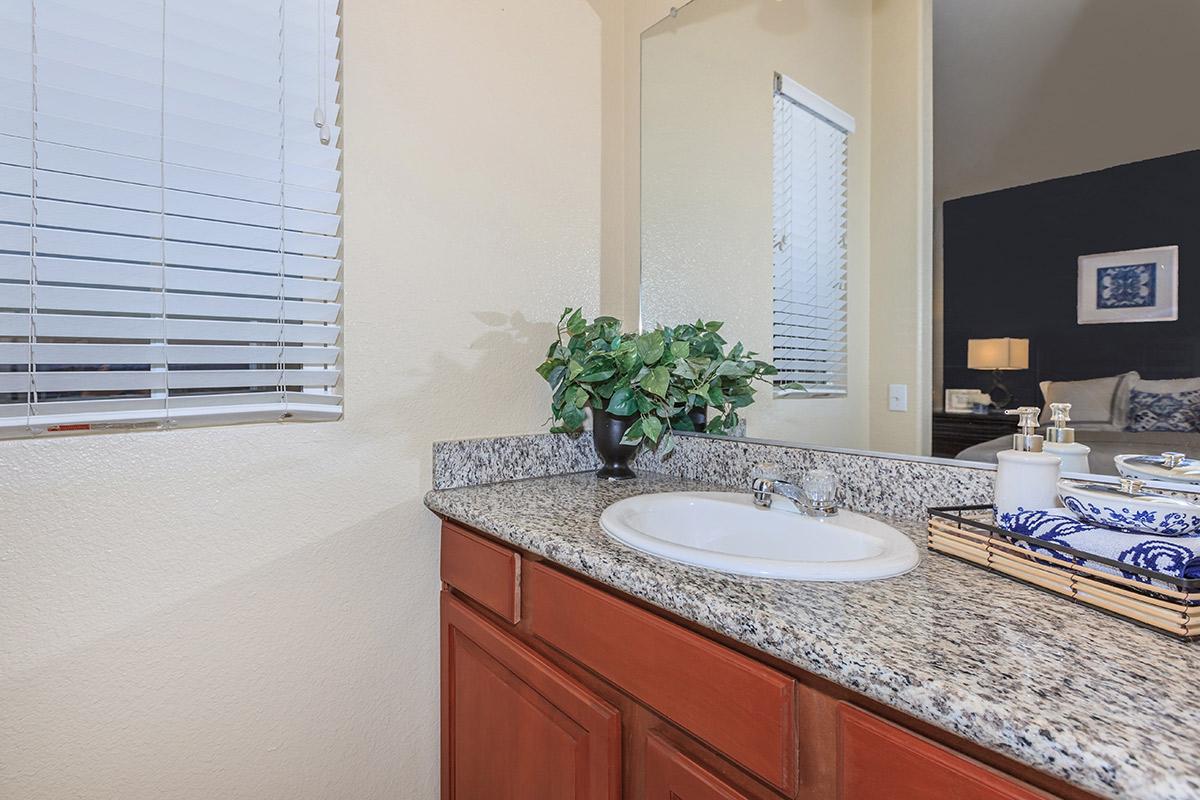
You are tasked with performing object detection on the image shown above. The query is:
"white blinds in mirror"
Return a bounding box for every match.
[771,74,851,397]
[0,0,342,437]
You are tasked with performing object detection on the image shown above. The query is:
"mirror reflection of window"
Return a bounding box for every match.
[771,74,853,399]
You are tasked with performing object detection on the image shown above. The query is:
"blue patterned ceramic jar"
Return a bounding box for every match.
[1057,477,1200,536]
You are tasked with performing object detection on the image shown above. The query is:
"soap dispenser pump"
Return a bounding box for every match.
[994,406,1062,525]
[1043,402,1091,474]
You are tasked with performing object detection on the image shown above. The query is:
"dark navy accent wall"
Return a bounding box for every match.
[942,149,1200,408]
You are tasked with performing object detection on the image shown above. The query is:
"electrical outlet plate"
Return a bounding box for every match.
[888,384,908,412]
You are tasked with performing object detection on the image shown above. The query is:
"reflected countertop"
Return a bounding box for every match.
[425,471,1200,800]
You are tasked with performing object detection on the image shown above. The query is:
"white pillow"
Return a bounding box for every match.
[1039,372,1140,429]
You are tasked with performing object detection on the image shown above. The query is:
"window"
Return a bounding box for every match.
[771,73,852,397]
[0,0,342,438]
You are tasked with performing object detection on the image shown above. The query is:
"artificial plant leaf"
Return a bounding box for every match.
[561,403,586,431]
[659,432,676,457]
[619,419,645,446]
[715,360,745,378]
[578,366,616,383]
[672,359,697,380]
[641,415,663,443]
[671,414,695,432]
[642,365,670,398]
[636,330,665,365]
[607,387,638,416]
[669,340,690,360]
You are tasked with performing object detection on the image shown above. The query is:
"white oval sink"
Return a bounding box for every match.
[600,491,919,581]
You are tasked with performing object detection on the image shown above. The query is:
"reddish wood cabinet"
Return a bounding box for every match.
[837,705,1051,800]
[441,593,621,799]
[438,520,1092,800]
[643,732,754,800]
[525,561,797,794]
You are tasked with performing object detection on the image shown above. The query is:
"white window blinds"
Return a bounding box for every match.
[771,73,852,397]
[0,0,342,438]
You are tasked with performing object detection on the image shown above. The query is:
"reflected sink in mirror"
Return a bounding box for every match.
[600,492,919,581]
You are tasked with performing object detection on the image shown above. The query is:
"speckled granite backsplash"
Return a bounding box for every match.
[433,432,994,519]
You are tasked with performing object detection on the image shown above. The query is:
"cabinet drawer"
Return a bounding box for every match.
[525,562,798,795]
[838,704,1051,799]
[440,522,521,623]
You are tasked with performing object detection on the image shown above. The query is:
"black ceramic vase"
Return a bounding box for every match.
[686,407,707,433]
[592,408,638,480]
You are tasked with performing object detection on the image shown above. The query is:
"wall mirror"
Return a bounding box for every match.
[639,0,1200,484]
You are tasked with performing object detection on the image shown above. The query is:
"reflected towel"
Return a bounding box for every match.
[997,508,1200,585]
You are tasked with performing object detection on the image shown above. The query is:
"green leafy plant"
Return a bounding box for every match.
[536,309,798,455]
[664,319,792,436]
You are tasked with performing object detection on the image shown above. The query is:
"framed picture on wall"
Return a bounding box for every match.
[1078,245,1178,325]
[944,389,991,414]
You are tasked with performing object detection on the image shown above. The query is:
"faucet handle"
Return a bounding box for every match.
[801,469,841,507]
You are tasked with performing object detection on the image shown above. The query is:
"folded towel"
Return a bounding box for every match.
[997,508,1200,586]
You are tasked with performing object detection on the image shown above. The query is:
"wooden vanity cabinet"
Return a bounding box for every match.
[441,592,621,799]
[438,520,1091,800]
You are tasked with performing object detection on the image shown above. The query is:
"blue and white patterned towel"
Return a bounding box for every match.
[997,508,1200,587]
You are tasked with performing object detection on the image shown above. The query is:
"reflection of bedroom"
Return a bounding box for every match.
[931,0,1200,472]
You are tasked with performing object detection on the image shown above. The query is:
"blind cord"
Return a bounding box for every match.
[26,0,37,433]
[159,0,170,427]
[277,0,288,418]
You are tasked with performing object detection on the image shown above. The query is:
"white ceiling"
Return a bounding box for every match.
[933,0,1200,201]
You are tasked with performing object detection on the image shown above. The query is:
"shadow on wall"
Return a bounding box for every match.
[642,0,815,40]
[469,310,560,420]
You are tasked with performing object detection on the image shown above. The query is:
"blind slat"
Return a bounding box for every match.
[0,342,338,366]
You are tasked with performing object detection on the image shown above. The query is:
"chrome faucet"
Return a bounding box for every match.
[750,464,845,517]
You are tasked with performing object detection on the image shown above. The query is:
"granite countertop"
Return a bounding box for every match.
[425,471,1200,800]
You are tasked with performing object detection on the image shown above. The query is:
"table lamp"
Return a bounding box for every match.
[967,337,1029,409]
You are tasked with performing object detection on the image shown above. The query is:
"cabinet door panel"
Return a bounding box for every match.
[441,592,621,800]
[838,704,1051,800]
[644,732,753,800]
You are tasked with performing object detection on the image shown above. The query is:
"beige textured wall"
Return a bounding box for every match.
[868,0,933,455]
[0,2,604,797]
[639,0,874,448]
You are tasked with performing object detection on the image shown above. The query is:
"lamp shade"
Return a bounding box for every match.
[967,337,1029,371]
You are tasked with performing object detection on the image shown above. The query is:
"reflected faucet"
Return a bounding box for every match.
[750,464,845,517]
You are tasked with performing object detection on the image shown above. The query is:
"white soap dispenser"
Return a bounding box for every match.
[1043,402,1091,474]
[994,406,1062,524]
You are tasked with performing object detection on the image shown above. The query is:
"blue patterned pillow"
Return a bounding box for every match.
[1126,388,1200,433]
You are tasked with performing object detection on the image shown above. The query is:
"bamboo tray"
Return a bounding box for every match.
[927,505,1200,640]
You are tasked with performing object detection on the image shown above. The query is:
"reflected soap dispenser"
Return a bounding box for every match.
[994,406,1062,525]
[1044,402,1091,474]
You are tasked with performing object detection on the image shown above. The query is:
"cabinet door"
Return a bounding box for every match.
[644,732,753,800]
[838,704,1051,800]
[441,592,621,800]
